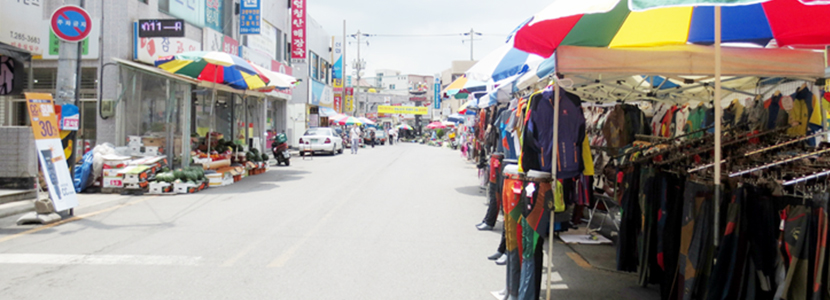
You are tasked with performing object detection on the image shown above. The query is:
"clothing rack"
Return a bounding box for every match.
[658,126,788,166]
[783,169,830,186]
[729,148,830,177]
[743,130,827,157]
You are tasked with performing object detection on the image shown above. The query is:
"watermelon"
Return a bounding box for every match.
[174,169,184,180]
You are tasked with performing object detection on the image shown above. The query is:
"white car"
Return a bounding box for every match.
[299,127,343,156]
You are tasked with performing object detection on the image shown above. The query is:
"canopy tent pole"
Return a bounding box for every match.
[713,6,723,247]
[546,74,561,300]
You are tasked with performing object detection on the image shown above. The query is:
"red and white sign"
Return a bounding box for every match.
[271,59,293,96]
[290,0,307,63]
[134,28,200,64]
[50,5,92,42]
[203,27,238,56]
[334,95,342,112]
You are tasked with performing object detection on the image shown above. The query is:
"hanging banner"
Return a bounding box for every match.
[344,87,354,112]
[434,82,441,109]
[205,0,223,32]
[239,0,261,34]
[290,0,307,63]
[378,105,428,115]
[24,93,79,212]
[134,23,200,64]
[333,37,343,79]
[310,79,334,108]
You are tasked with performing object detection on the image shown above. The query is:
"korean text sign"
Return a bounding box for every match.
[290,0,307,63]
[240,0,261,34]
[24,93,79,211]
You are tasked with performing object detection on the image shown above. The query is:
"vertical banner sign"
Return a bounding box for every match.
[345,87,354,112]
[333,37,343,79]
[434,82,441,109]
[290,0,307,63]
[205,0,223,32]
[239,0,261,34]
[333,78,343,113]
[24,93,79,212]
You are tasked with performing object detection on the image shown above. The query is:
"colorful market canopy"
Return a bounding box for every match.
[397,124,413,130]
[155,51,269,90]
[441,75,488,98]
[426,121,446,129]
[512,0,830,59]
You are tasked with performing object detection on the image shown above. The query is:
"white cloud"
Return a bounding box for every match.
[307,0,551,78]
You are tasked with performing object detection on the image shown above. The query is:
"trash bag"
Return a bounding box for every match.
[73,150,94,192]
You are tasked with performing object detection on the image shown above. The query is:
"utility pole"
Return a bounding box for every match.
[349,30,369,116]
[462,28,482,60]
[55,0,84,170]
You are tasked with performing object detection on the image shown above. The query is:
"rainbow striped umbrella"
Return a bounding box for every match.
[155,51,269,90]
[335,116,363,126]
[512,0,830,58]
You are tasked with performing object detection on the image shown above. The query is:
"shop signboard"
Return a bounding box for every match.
[310,79,334,108]
[205,0,223,32]
[290,0,307,63]
[377,105,428,115]
[137,19,185,38]
[239,0,261,34]
[24,93,79,212]
[169,0,205,27]
[247,21,277,59]
[203,27,238,55]
[134,23,200,64]
[240,45,271,70]
[1,0,45,55]
[0,56,24,96]
[344,87,354,112]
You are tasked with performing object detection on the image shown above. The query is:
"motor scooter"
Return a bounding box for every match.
[271,133,291,166]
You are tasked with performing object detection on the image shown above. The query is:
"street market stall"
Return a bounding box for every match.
[457,1,830,300]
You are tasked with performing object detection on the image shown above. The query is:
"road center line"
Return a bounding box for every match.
[0,196,156,244]
[0,253,201,266]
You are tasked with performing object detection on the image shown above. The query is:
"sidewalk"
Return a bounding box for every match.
[0,193,136,221]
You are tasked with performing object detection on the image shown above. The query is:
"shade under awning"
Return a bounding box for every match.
[557,45,826,78]
[0,43,31,62]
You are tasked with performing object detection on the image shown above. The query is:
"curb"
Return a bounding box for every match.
[0,200,35,219]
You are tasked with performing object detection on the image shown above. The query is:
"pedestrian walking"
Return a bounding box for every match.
[370,130,376,148]
[350,125,361,154]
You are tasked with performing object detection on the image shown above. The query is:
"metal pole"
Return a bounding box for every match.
[342,20,346,113]
[470,28,474,60]
[356,30,361,116]
[713,6,722,247]
[547,77,561,300]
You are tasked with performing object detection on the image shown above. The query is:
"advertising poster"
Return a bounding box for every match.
[24,93,78,212]
[169,0,205,27]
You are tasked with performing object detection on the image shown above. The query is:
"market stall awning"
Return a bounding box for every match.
[512,0,830,59]
[0,42,31,62]
[556,45,825,77]
[114,58,267,97]
[319,107,338,117]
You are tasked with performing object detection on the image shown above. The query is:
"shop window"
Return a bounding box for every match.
[119,67,187,167]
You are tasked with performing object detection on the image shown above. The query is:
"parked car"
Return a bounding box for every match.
[299,127,343,156]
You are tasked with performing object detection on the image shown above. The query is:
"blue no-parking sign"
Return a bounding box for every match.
[50,5,92,42]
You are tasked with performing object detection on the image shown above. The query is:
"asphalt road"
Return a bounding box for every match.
[0,142,659,299]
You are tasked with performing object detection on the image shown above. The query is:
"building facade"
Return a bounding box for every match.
[0,0,332,161]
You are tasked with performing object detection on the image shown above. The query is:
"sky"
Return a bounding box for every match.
[307,0,553,80]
